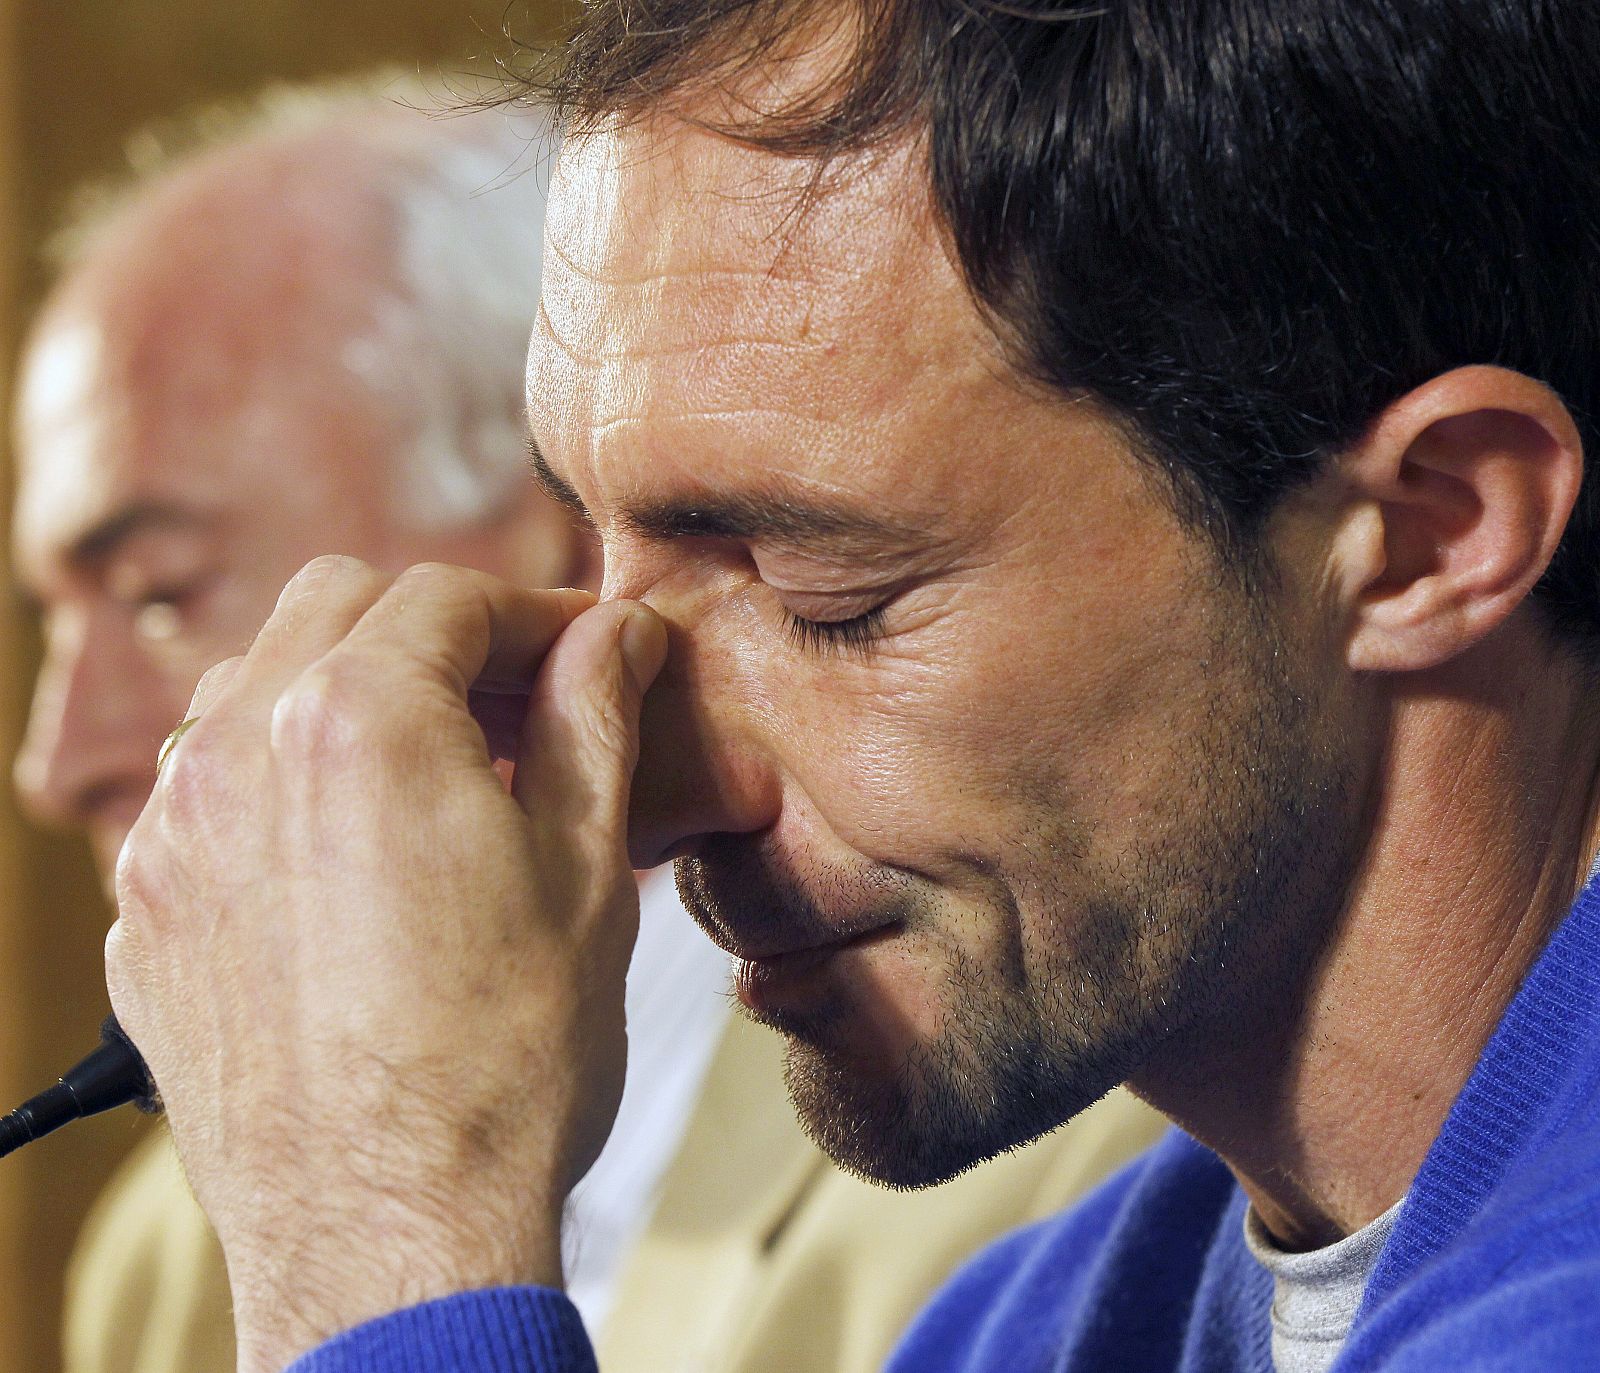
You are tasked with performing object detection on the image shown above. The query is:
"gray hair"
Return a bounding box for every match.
[340,102,552,529]
[51,74,554,531]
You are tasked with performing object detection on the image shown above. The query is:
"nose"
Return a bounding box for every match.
[14,610,174,836]
[614,578,784,869]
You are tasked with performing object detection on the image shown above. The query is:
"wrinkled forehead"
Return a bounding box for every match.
[532,120,999,494]
[546,117,939,331]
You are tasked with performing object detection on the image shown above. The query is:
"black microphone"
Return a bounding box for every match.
[0,1016,160,1158]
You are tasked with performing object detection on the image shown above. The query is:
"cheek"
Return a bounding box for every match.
[741,639,1070,867]
[751,563,1228,872]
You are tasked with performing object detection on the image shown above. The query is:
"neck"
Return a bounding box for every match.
[1133,618,1600,1251]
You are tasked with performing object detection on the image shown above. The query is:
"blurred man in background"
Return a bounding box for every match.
[9,84,1162,1373]
[9,86,635,1372]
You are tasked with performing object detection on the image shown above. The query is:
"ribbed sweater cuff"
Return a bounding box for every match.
[286,1287,596,1373]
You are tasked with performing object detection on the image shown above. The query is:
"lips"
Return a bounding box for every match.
[705,916,898,965]
[732,921,901,1014]
[673,848,909,990]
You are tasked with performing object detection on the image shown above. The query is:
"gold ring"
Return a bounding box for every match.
[156,717,201,776]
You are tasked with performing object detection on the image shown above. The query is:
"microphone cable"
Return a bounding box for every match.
[0,1017,160,1158]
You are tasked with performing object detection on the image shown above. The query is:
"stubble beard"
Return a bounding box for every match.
[678,591,1358,1190]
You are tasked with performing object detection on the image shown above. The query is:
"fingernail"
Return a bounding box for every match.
[552,586,598,620]
[618,607,667,687]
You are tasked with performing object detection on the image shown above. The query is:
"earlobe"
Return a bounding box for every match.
[1341,366,1584,674]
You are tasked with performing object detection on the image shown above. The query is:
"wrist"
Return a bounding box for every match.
[224,1189,565,1373]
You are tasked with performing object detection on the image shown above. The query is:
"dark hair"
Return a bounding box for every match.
[529,0,1600,645]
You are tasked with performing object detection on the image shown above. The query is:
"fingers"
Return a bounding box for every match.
[151,659,243,778]
[257,566,596,779]
[188,656,246,718]
[184,561,593,773]
[211,556,393,711]
[139,558,394,801]
[334,563,595,697]
[469,688,533,763]
[513,600,668,862]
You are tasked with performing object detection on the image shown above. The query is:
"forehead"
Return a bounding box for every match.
[13,296,229,565]
[533,119,1018,516]
[13,262,370,576]
[12,311,108,525]
[544,120,938,347]
[10,295,154,565]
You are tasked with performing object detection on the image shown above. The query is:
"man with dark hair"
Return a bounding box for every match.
[97,3,1600,1371]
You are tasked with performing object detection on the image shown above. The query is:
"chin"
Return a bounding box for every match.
[770,987,1121,1191]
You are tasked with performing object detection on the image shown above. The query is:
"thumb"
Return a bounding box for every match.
[512,600,668,864]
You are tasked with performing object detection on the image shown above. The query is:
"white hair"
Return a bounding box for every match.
[52,75,555,533]
[340,105,554,529]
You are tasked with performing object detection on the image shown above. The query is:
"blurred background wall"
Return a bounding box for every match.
[0,3,559,1366]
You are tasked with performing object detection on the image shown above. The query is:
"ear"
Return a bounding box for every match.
[1335,366,1584,673]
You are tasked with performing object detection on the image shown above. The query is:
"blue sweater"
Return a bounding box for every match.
[292,876,1600,1373]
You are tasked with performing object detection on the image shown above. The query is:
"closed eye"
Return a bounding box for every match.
[783,604,889,657]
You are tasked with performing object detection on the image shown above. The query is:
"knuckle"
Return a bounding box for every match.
[274,556,388,622]
[103,920,136,1011]
[292,552,375,587]
[103,915,142,989]
[393,561,467,595]
[192,655,244,701]
[269,665,371,760]
[111,832,157,931]
[111,806,182,942]
[156,726,244,835]
[387,565,493,676]
[391,562,487,627]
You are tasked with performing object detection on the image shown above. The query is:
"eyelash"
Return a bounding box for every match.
[783,605,889,656]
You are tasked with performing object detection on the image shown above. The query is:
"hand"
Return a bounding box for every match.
[106,556,668,1373]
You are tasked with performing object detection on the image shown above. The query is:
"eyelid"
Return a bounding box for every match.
[526,435,596,531]
[784,604,889,657]
[118,573,216,642]
[107,561,197,602]
[131,573,218,642]
[772,584,892,617]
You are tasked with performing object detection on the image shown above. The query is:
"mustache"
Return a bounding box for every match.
[674,836,920,957]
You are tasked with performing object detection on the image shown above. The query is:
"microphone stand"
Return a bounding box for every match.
[0,1017,160,1158]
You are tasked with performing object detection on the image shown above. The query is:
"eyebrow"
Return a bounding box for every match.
[14,503,207,612]
[69,503,206,565]
[527,436,596,531]
[526,434,926,557]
